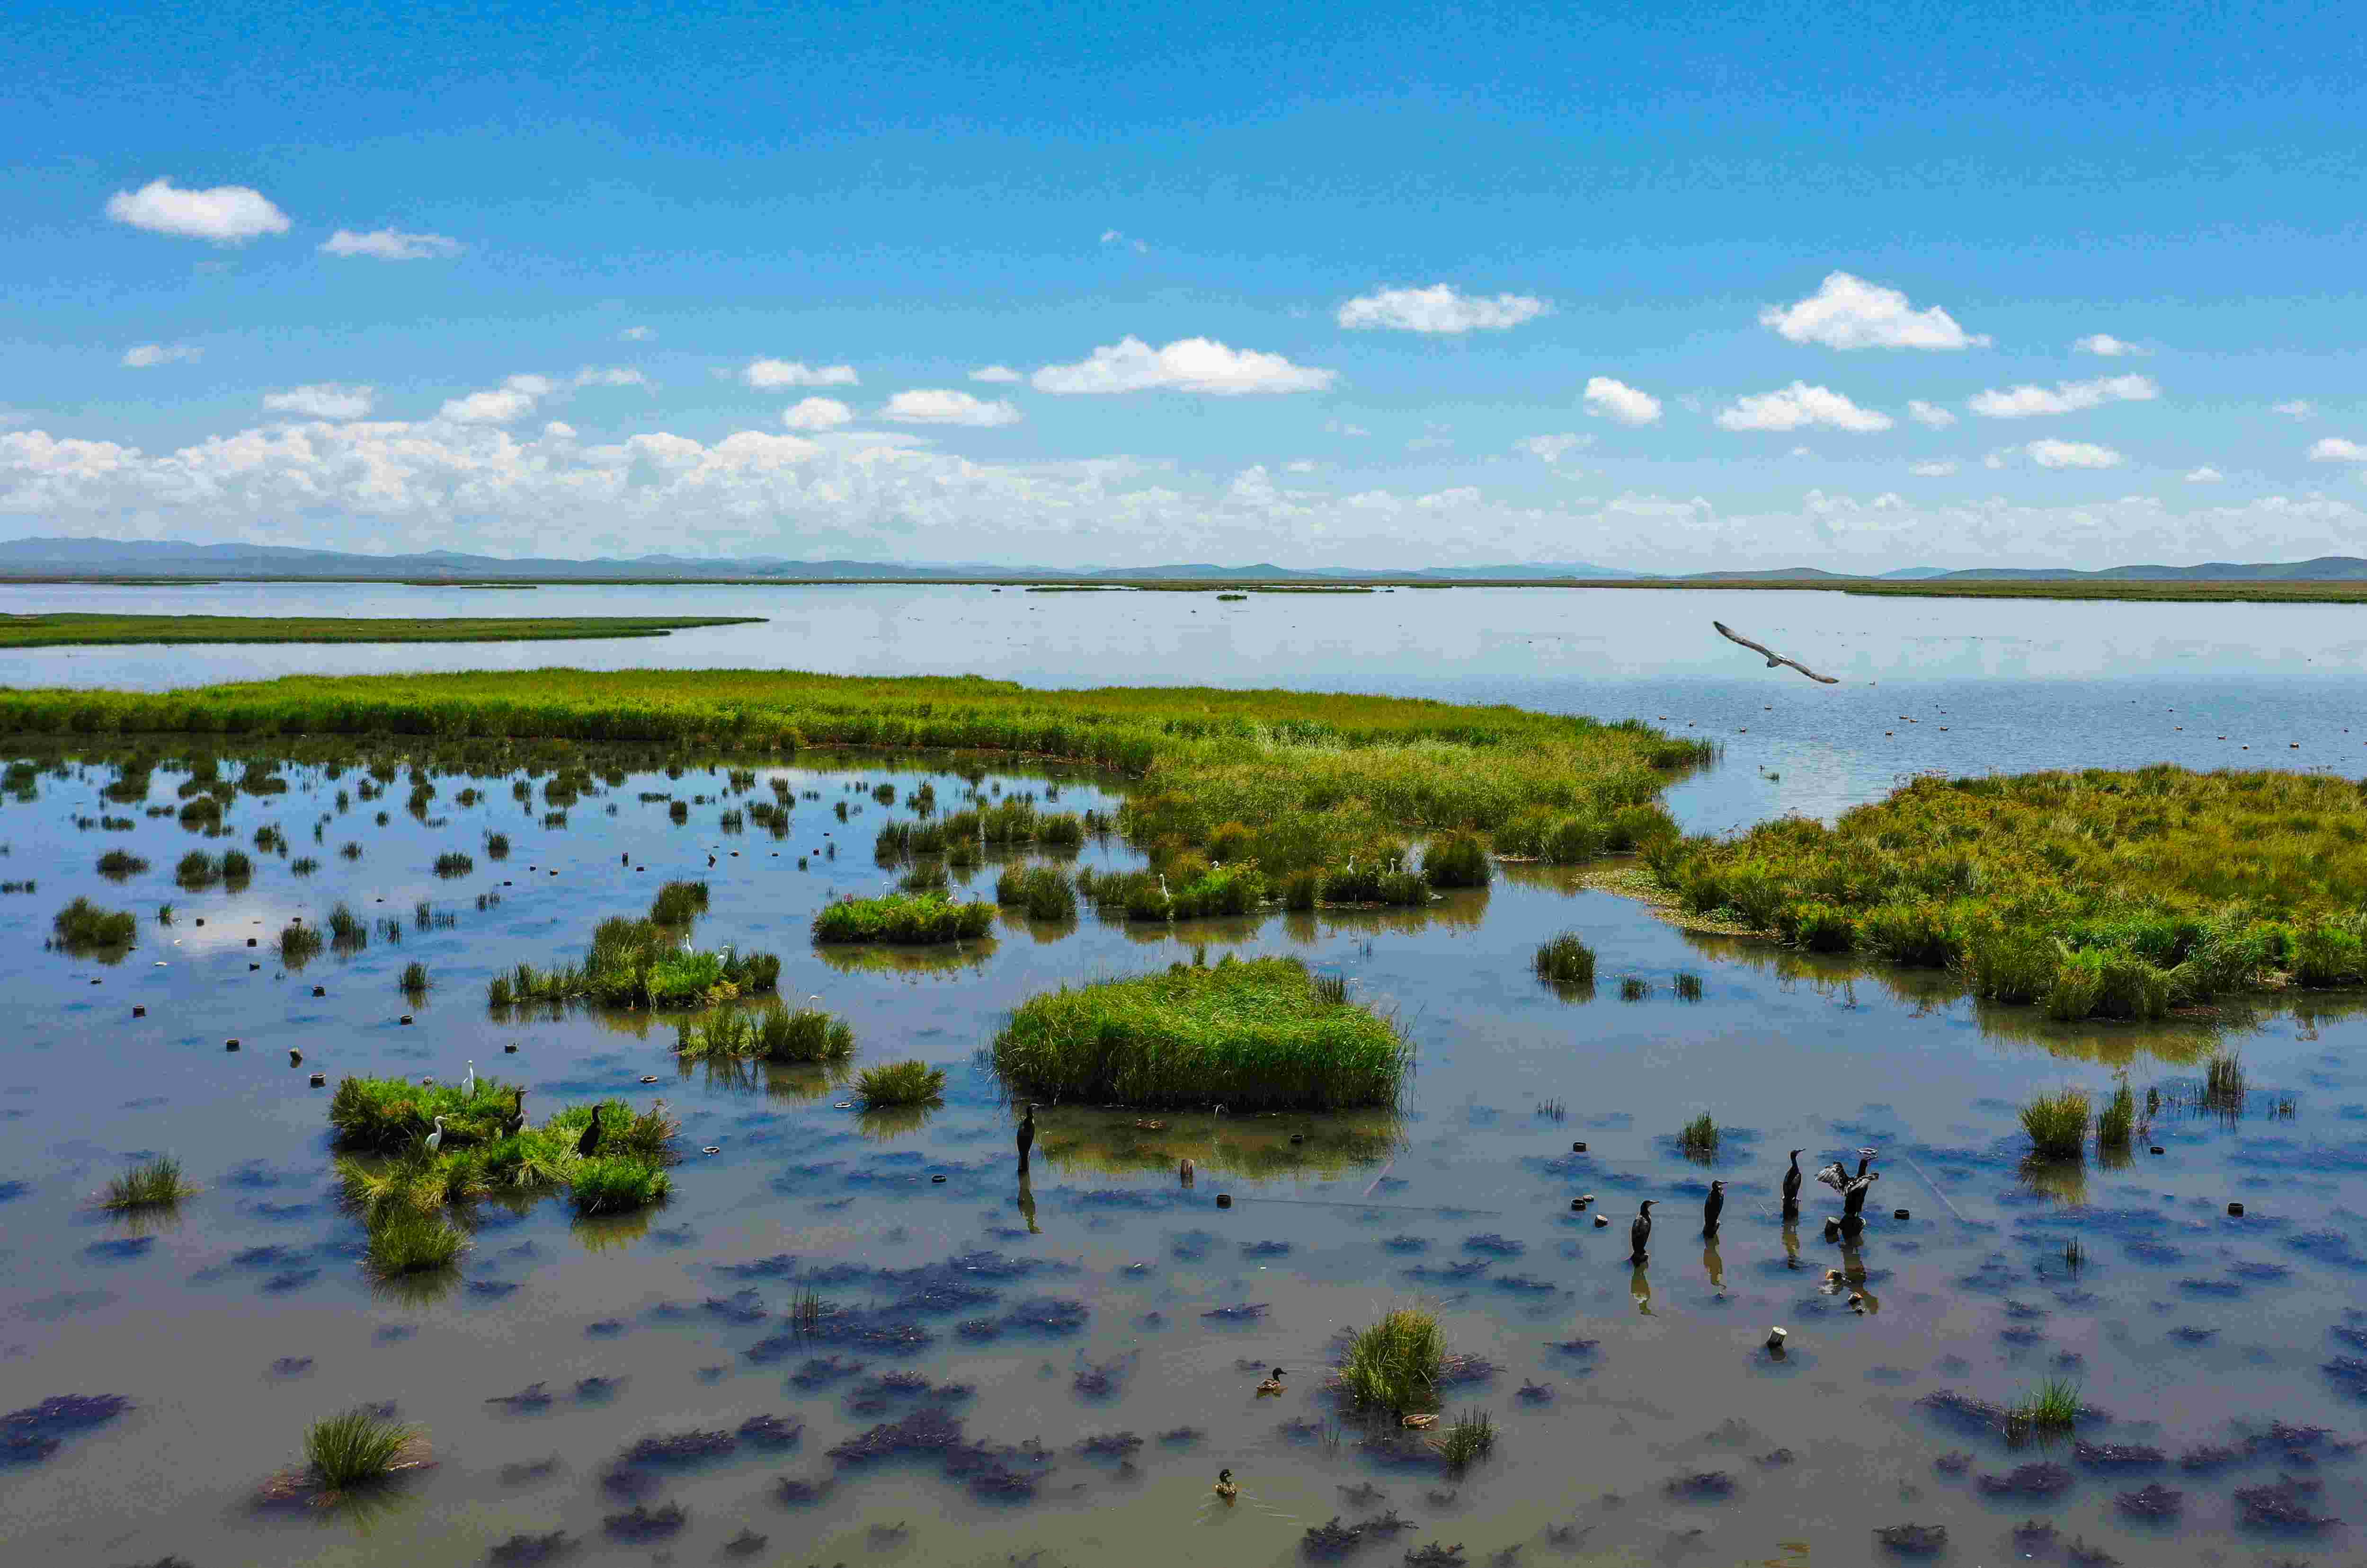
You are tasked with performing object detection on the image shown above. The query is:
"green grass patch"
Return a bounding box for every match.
[0,613,764,647]
[100,1155,196,1210]
[364,1206,468,1275]
[2009,1377,2082,1433]
[1653,766,2367,1019]
[1421,831,1491,888]
[95,849,147,880]
[491,915,778,1008]
[1335,1308,1445,1415]
[676,1003,854,1063]
[995,864,1079,920]
[1677,1112,1719,1159]
[52,895,135,950]
[648,878,709,925]
[302,1407,426,1491]
[813,892,994,943]
[1434,1409,1496,1470]
[2096,1081,2136,1147]
[1533,931,1595,992]
[2020,1090,2090,1159]
[854,1060,946,1106]
[991,954,1409,1111]
[569,1155,670,1214]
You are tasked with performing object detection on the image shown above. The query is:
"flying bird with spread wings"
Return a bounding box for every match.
[1714,620,1839,684]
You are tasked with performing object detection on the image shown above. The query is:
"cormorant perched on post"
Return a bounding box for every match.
[1016,1103,1037,1169]
[1782,1150,1804,1215]
[1703,1180,1726,1234]
[575,1104,604,1159]
[1630,1199,1656,1260]
[1842,1169,1878,1219]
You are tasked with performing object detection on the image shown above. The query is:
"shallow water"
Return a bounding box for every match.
[1,744,2362,1568]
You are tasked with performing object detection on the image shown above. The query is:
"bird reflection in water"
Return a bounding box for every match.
[1701,1240,1725,1295]
[1015,1172,1039,1235]
[1780,1222,1802,1270]
[1838,1242,1878,1314]
[1629,1261,1654,1316]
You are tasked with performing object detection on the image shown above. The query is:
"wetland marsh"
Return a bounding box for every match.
[2,584,2365,1568]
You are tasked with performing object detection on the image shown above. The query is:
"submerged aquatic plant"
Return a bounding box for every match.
[2020,1090,2091,1160]
[854,1061,946,1107]
[1335,1309,1445,1416]
[100,1155,196,1211]
[991,955,1409,1112]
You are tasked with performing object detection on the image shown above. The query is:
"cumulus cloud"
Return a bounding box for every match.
[1514,433,1588,463]
[1909,460,1958,477]
[619,326,657,342]
[742,359,857,390]
[1716,381,1892,433]
[439,373,556,425]
[105,177,290,243]
[782,397,853,431]
[263,384,374,420]
[2185,466,2224,482]
[969,365,1021,383]
[1032,337,1335,396]
[1967,373,2158,419]
[2024,438,2125,469]
[1905,400,1957,429]
[2073,333,2143,356]
[122,343,199,368]
[320,228,463,261]
[1582,377,1662,426]
[1335,284,1549,334]
[1759,271,1988,350]
[2310,437,2367,462]
[880,389,1022,426]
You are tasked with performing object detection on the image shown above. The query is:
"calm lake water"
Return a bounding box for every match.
[1,585,2364,1567]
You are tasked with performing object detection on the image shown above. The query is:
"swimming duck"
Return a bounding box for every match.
[1255,1366,1286,1396]
[1214,1468,1238,1500]
[1401,1413,1438,1429]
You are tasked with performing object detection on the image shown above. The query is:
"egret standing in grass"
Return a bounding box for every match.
[1630,1199,1655,1261]
[576,1105,604,1159]
[462,1060,476,1099]
[1015,1102,1037,1171]
[423,1115,447,1155]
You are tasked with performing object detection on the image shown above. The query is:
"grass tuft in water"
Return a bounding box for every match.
[302,1407,425,1493]
[649,879,709,925]
[1433,1409,1496,1470]
[2096,1081,2136,1148]
[399,960,428,995]
[812,893,993,944]
[2008,1377,2082,1434]
[1335,1308,1445,1415]
[994,864,1079,921]
[100,1155,196,1210]
[2203,1052,2246,1108]
[2061,1236,2085,1272]
[53,895,136,950]
[364,1206,467,1275]
[676,1004,853,1063]
[1677,1112,1719,1159]
[2020,1090,2090,1159]
[854,1060,946,1107]
[1532,931,1595,992]
[569,1156,671,1214]
[992,955,1408,1112]
[1421,832,1491,888]
[280,920,323,964]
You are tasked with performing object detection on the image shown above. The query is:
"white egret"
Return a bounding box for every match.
[463,1060,477,1098]
[424,1115,448,1155]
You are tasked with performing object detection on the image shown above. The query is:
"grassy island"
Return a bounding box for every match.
[992,955,1409,1110]
[0,612,763,647]
[1650,767,2367,1020]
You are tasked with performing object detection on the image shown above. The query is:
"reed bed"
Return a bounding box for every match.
[0,670,1707,876]
[991,955,1409,1111]
[53,895,136,949]
[2020,1090,2091,1159]
[675,1003,854,1063]
[1421,831,1491,888]
[489,914,779,1008]
[994,864,1079,921]
[812,892,994,944]
[1653,767,2367,1019]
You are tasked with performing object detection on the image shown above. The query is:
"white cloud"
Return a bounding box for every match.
[1325,420,1369,437]
[122,343,199,368]
[1514,433,1588,463]
[1099,229,1148,253]
[880,389,1022,426]
[1335,284,1549,334]
[104,177,290,243]
[1758,271,1988,350]
[2073,334,2143,357]
[1909,460,1957,477]
[742,359,858,390]
[619,326,657,342]
[1715,381,1893,433]
[1032,337,1335,396]
[438,373,555,425]
[1283,459,1319,473]
[320,228,462,261]
[263,384,374,420]
[2025,438,2125,469]
[572,367,650,389]
[2310,437,2367,462]
[1582,376,1662,426]
[782,397,854,431]
[969,365,1021,383]
[1906,399,1957,429]
[1967,373,2158,419]
[2273,399,2316,418]
[2184,466,2224,483]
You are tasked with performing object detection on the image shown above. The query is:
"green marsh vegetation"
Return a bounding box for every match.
[294,1407,427,1496]
[675,1002,854,1064]
[1532,931,1595,994]
[1334,1308,1455,1416]
[2020,1090,2091,1159]
[1677,1111,1720,1160]
[399,960,429,996]
[280,920,324,964]
[1652,767,2367,1021]
[995,864,1079,921]
[854,1060,946,1107]
[1434,1409,1496,1470]
[489,881,780,1007]
[812,891,994,944]
[432,850,473,877]
[95,848,147,879]
[2204,1050,2246,1108]
[52,895,135,951]
[0,612,764,647]
[1420,831,1491,888]
[2006,1378,2083,1438]
[2096,1080,2136,1148]
[364,1206,469,1275]
[991,954,1409,1111]
[100,1155,196,1211]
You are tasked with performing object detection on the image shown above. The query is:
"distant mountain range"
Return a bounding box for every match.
[5,535,2367,585]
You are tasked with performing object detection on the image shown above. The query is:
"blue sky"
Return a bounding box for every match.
[4,0,2364,569]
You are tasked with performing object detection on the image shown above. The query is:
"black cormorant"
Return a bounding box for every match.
[1703,1180,1726,1233]
[576,1104,604,1159]
[1782,1150,1804,1213]
[1630,1199,1656,1260]
[1016,1102,1037,1167]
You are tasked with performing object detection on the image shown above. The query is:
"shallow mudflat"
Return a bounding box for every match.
[0,744,2362,1568]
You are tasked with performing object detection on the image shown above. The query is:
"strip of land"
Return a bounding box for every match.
[0,613,765,648]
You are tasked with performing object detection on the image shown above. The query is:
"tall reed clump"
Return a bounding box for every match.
[1335,1308,1445,1415]
[0,671,1708,880]
[2020,1090,2091,1159]
[1653,765,2367,1019]
[1421,831,1491,888]
[1677,1112,1719,1159]
[101,1155,196,1210]
[2096,1081,2136,1148]
[399,960,429,995]
[676,1003,853,1064]
[95,849,147,880]
[53,896,136,950]
[992,955,1409,1111]
[301,1407,426,1493]
[648,878,710,925]
[433,851,473,878]
[1532,931,1595,992]
[364,1206,468,1275]
[854,1060,946,1107]
[2203,1051,2246,1108]
[280,920,323,964]
[2007,1377,2082,1435]
[812,892,994,944]
[1434,1409,1496,1470]
[995,864,1079,921]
